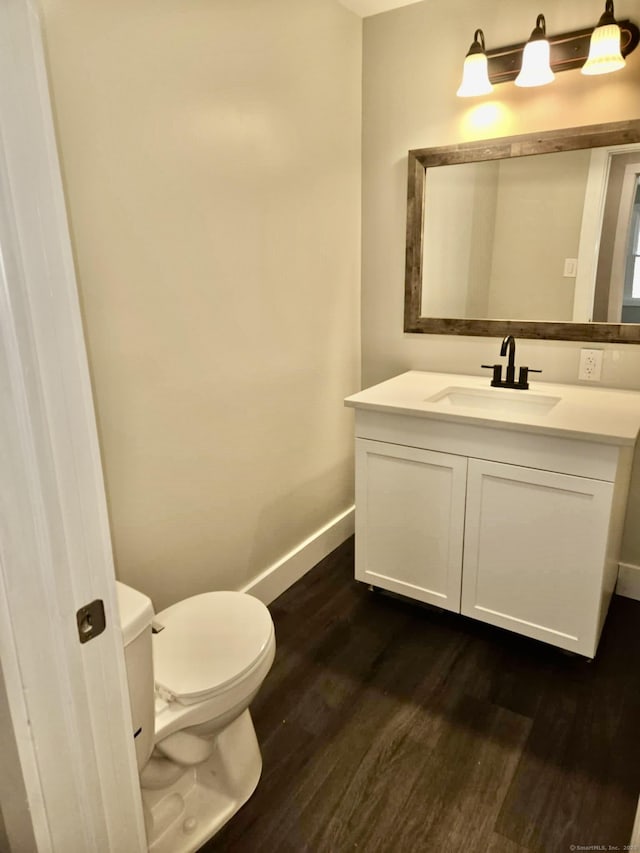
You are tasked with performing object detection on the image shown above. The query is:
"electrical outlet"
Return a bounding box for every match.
[578,348,603,382]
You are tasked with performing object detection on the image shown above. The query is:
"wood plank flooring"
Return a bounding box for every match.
[202,537,640,852]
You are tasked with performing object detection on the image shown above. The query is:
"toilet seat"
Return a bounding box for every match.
[153,591,274,706]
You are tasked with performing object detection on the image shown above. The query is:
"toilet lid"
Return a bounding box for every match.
[152,591,274,703]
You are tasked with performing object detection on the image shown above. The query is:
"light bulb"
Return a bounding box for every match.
[583,1,625,75]
[457,29,493,98]
[515,14,555,88]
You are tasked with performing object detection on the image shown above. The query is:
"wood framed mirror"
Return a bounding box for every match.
[404,119,640,343]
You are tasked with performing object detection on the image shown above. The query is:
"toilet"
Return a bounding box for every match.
[116,581,276,853]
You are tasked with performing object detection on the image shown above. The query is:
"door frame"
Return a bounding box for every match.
[0,0,146,849]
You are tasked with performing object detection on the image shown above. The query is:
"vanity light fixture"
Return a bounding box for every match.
[456,29,494,97]
[456,4,639,97]
[582,0,625,75]
[515,14,555,87]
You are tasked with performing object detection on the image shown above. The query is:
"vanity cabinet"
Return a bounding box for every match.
[461,459,614,652]
[347,371,640,658]
[355,440,466,612]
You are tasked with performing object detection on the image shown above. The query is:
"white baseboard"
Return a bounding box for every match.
[632,797,640,848]
[616,562,640,602]
[241,506,355,605]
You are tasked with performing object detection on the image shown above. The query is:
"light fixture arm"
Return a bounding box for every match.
[597,0,617,28]
[529,14,547,42]
[470,29,486,54]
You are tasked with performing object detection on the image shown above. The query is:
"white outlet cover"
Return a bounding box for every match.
[579,348,603,381]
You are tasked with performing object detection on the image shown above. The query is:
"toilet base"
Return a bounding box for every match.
[141,709,262,853]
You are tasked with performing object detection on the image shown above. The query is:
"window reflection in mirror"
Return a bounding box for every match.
[622,177,640,320]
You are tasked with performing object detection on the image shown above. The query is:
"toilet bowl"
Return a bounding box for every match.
[116,582,275,853]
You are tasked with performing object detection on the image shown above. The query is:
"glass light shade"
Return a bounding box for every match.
[582,23,625,75]
[457,53,493,97]
[515,39,555,87]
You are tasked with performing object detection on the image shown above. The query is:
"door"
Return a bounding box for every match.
[462,458,614,656]
[0,1,146,849]
[355,439,467,611]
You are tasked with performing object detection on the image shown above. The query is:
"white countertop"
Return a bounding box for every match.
[344,371,640,446]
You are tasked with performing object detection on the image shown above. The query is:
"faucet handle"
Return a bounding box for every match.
[516,366,542,390]
[481,363,503,387]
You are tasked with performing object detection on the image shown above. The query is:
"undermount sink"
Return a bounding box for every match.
[425,386,561,417]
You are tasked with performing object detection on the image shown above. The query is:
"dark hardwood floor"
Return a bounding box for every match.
[203,537,640,852]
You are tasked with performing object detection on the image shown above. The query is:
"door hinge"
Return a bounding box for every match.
[76,599,106,644]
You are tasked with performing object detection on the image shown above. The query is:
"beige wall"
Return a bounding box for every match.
[362,0,640,564]
[39,0,362,610]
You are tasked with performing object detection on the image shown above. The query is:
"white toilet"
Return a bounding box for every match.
[116,581,276,853]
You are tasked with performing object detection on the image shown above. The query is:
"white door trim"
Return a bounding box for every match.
[0,1,146,849]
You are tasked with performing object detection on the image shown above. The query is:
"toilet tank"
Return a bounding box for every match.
[115,581,155,771]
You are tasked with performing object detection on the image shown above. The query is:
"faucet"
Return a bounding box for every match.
[481,335,542,390]
[500,335,517,385]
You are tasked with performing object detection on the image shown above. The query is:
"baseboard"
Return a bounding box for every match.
[632,796,640,848]
[241,506,355,605]
[616,562,640,602]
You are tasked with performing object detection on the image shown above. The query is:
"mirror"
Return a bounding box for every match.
[405,120,640,342]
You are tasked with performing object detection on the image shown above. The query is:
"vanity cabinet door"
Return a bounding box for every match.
[355,439,467,612]
[461,459,614,656]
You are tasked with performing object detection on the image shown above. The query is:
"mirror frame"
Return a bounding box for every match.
[404,119,640,343]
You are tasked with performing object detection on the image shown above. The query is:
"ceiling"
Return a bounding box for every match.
[337,0,424,18]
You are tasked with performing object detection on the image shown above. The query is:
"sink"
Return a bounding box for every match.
[425,386,561,417]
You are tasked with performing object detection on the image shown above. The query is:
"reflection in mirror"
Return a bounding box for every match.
[405,121,640,343]
[420,145,640,324]
[421,150,591,321]
[595,154,640,323]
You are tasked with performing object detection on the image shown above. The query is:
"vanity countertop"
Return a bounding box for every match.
[344,371,640,446]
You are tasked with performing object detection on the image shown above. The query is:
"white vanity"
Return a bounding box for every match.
[345,371,640,658]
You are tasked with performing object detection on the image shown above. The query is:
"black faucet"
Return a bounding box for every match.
[501,335,517,385]
[481,335,542,390]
